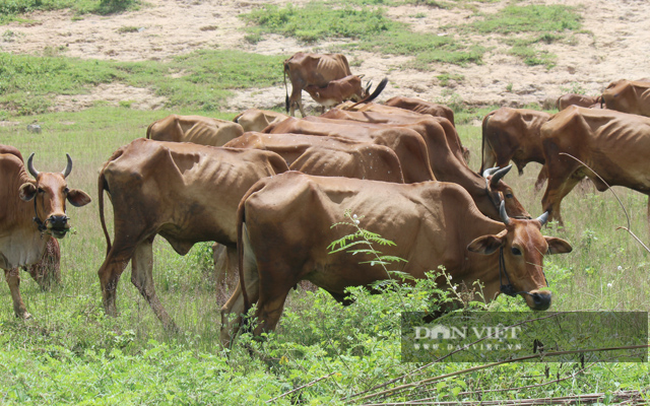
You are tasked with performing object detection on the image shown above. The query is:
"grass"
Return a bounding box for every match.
[0,106,648,404]
[0,0,647,403]
[0,50,286,117]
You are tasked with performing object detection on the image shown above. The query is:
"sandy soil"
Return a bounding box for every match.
[1,0,649,115]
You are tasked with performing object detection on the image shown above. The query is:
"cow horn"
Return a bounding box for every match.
[499,200,510,225]
[482,166,498,178]
[27,153,39,178]
[488,164,513,186]
[62,153,73,178]
[536,211,549,227]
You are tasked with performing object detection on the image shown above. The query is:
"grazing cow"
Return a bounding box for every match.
[540,106,650,226]
[556,94,602,111]
[303,75,368,112]
[293,115,529,221]
[283,52,353,117]
[224,132,405,183]
[601,79,650,117]
[0,145,91,318]
[266,117,436,183]
[97,138,289,330]
[220,172,572,343]
[335,102,470,164]
[233,109,289,133]
[384,96,455,127]
[481,108,552,191]
[146,114,244,147]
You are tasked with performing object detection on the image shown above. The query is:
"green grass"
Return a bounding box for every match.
[0,0,140,22]
[0,106,648,404]
[0,50,286,117]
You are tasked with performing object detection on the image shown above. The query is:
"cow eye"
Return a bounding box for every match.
[505,193,514,199]
[37,187,45,194]
[64,187,69,194]
[511,247,522,256]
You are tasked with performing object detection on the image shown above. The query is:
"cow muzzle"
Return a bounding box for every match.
[46,214,70,238]
[524,290,552,311]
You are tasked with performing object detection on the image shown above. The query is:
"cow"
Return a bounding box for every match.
[320,107,466,166]
[601,79,650,117]
[481,108,552,191]
[265,117,436,183]
[334,102,469,164]
[233,109,289,133]
[303,75,368,112]
[220,172,572,344]
[540,106,650,226]
[224,132,405,183]
[283,52,353,117]
[556,94,602,111]
[97,138,289,331]
[289,115,529,221]
[384,96,455,127]
[146,114,244,147]
[0,145,91,319]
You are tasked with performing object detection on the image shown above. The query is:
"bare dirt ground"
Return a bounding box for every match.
[1,0,649,116]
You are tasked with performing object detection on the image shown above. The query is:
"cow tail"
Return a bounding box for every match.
[98,168,112,256]
[480,111,494,174]
[348,77,388,109]
[98,147,126,256]
[283,62,290,113]
[145,121,155,139]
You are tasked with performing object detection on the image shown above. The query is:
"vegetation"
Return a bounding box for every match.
[0,0,647,404]
[0,0,139,21]
[0,50,285,117]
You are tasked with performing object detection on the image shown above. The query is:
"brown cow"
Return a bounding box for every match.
[224,132,405,183]
[335,102,469,164]
[266,117,436,183]
[0,145,91,318]
[220,172,572,344]
[540,106,650,226]
[384,96,455,127]
[283,52,353,117]
[556,94,602,111]
[602,79,650,117]
[233,109,289,133]
[97,138,289,331]
[481,108,552,191]
[294,115,529,221]
[303,75,368,112]
[146,114,244,146]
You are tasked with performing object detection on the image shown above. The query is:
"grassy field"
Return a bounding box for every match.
[0,106,648,404]
[0,0,649,404]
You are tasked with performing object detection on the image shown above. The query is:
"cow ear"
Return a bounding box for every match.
[67,189,92,207]
[19,182,37,202]
[545,236,573,255]
[467,233,505,255]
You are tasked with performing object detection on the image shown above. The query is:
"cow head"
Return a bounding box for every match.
[467,201,572,311]
[483,164,530,219]
[19,153,92,238]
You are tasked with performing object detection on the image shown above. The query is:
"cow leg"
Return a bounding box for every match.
[130,237,178,332]
[220,242,261,347]
[4,268,30,319]
[213,244,239,305]
[541,173,582,225]
[97,238,138,318]
[533,166,548,193]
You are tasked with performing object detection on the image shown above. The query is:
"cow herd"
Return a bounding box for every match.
[2,50,649,346]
